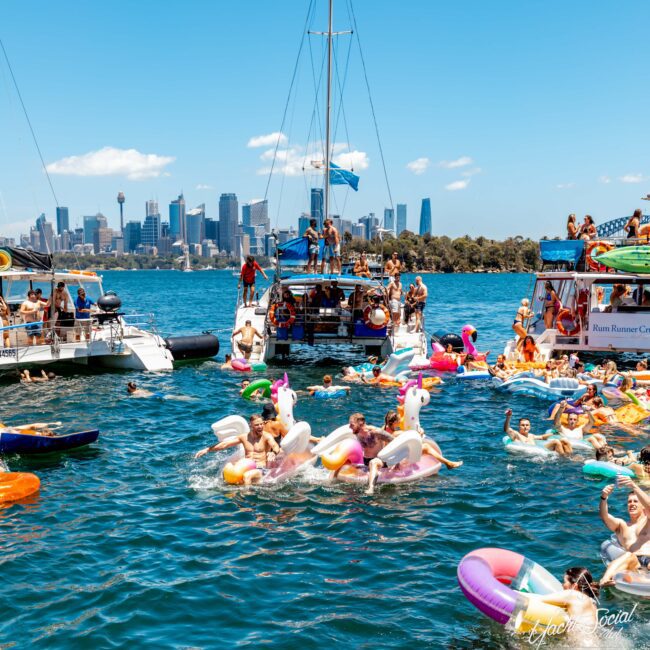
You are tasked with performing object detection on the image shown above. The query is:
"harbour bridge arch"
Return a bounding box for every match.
[596,213,650,238]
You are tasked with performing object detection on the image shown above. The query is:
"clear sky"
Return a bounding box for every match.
[1,0,649,240]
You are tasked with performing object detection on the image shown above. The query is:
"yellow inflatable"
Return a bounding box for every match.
[0,249,11,272]
[223,458,257,484]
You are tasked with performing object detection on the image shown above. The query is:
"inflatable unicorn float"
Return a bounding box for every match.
[410,324,489,373]
[204,374,316,485]
[312,374,461,488]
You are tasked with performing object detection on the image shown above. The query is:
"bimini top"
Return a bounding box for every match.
[0,269,102,283]
[278,273,381,289]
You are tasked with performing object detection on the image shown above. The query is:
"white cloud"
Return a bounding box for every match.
[46,146,175,180]
[439,156,473,169]
[598,175,611,184]
[333,150,369,171]
[445,179,470,191]
[247,132,288,148]
[462,167,482,177]
[556,182,576,189]
[406,157,430,175]
[620,173,644,184]
[195,183,213,190]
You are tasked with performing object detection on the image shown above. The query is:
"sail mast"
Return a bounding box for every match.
[324,0,333,231]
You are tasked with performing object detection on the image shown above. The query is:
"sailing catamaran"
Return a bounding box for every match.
[230,0,427,362]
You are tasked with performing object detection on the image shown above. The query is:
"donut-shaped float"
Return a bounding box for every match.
[0,472,40,503]
[457,548,568,634]
[223,458,257,485]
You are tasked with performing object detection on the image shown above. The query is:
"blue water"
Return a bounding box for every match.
[1,271,649,649]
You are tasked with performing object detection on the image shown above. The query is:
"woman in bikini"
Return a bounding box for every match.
[512,298,532,342]
[566,213,579,240]
[624,208,641,241]
[0,295,10,348]
[542,280,560,329]
[518,335,539,363]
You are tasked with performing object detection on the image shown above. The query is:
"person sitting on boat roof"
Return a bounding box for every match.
[384,252,402,277]
[307,374,351,396]
[353,252,371,278]
[579,214,597,240]
[321,219,341,275]
[238,255,268,309]
[232,320,263,360]
[304,219,320,274]
[20,290,43,346]
[194,414,281,485]
[503,408,573,456]
[20,369,56,383]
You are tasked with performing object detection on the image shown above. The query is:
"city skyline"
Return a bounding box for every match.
[1,2,650,241]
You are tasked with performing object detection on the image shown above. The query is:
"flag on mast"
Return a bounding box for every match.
[329,162,359,191]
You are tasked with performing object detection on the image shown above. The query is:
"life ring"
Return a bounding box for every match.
[556,308,580,336]
[269,302,295,328]
[363,304,390,330]
[0,249,12,272]
[585,241,614,271]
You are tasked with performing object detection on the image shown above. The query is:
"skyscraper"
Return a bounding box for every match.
[419,198,432,236]
[186,204,205,245]
[124,221,142,253]
[142,212,161,247]
[35,213,54,253]
[83,213,107,250]
[384,208,395,232]
[56,207,69,235]
[204,218,218,244]
[396,204,407,235]
[242,200,269,256]
[169,194,185,242]
[218,193,239,254]
[310,188,324,229]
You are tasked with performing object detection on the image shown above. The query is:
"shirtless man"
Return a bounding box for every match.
[413,276,427,332]
[361,365,395,385]
[553,400,606,450]
[304,218,320,274]
[20,290,43,345]
[386,273,403,327]
[600,476,650,585]
[232,320,263,360]
[221,353,233,370]
[503,408,573,455]
[20,369,56,383]
[384,252,402,277]
[48,281,72,339]
[126,381,154,397]
[307,374,351,396]
[194,414,281,485]
[339,412,394,495]
[321,219,341,274]
[353,253,371,278]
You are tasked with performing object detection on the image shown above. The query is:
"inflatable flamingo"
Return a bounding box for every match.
[461,325,479,356]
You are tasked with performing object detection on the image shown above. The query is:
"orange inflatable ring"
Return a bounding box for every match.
[363,304,390,330]
[0,472,40,503]
[269,302,296,328]
[556,308,581,336]
[585,241,614,272]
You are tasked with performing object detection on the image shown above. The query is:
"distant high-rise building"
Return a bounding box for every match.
[56,207,69,236]
[218,193,239,254]
[351,223,365,239]
[384,208,395,232]
[340,218,353,235]
[169,194,185,242]
[359,213,379,240]
[204,218,218,244]
[93,227,113,254]
[124,221,142,253]
[396,204,407,235]
[310,188,324,229]
[83,213,107,248]
[142,212,162,247]
[186,204,205,245]
[35,213,54,253]
[242,200,268,255]
[29,227,41,251]
[419,198,432,236]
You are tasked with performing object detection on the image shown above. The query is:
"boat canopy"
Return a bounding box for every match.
[0,269,102,283]
[539,240,584,266]
[278,273,381,289]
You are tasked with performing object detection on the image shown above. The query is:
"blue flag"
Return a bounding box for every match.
[329,162,359,191]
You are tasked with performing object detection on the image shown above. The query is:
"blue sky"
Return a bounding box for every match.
[1,0,649,241]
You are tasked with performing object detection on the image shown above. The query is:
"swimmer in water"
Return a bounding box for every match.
[307,374,351,396]
[503,408,573,455]
[539,567,599,637]
[20,369,56,383]
[221,354,233,370]
[361,365,396,385]
[126,381,153,397]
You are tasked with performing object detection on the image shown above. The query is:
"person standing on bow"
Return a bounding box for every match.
[238,255,268,308]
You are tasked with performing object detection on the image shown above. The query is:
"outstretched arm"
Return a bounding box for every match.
[618,476,650,513]
[195,436,242,459]
[553,401,567,430]
[599,484,624,533]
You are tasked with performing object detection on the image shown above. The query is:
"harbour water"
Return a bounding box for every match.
[1,270,648,648]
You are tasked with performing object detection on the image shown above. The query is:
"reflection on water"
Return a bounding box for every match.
[0,272,648,648]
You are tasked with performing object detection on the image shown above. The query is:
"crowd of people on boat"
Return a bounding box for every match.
[567,209,649,242]
[0,281,97,348]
